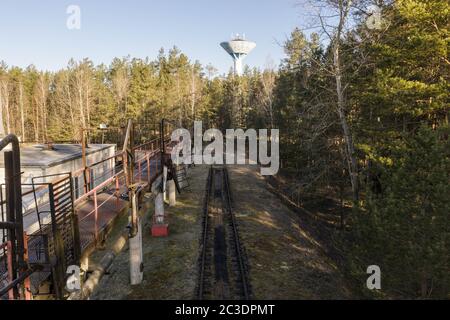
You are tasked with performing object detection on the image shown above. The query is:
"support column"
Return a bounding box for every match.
[129,217,143,285]
[129,191,143,285]
[168,179,176,207]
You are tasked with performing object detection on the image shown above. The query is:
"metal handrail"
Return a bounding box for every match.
[74,171,124,205]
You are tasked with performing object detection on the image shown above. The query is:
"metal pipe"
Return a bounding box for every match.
[68,229,129,300]
[0,134,25,300]
[0,267,36,298]
[0,221,20,229]
[115,176,120,208]
[94,191,98,240]
[0,134,20,154]
[146,154,150,183]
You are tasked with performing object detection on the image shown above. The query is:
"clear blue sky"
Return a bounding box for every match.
[0,0,304,75]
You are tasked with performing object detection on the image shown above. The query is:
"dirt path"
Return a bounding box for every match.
[228,165,352,299]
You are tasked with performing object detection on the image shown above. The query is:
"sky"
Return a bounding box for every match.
[0,0,305,75]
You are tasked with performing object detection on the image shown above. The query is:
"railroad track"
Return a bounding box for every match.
[196,166,251,300]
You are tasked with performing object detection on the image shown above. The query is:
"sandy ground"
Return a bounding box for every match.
[90,164,208,300]
[228,164,352,299]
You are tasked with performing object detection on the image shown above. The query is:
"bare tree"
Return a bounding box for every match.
[190,65,197,121]
[63,71,77,137]
[112,65,130,120]
[74,67,86,130]
[34,73,49,141]
[0,77,11,134]
[297,0,376,202]
[52,70,77,138]
[18,81,25,141]
[259,58,277,129]
[0,76,8,136]
[85,72,92,127]
[205,64,218,80]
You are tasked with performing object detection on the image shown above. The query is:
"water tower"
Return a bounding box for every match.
[220,34,256,76]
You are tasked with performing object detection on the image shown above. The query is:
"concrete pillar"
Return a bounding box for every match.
[168,179,176,206]
[163,166,168,202]
[129,217,143,285]
[155,192,164,224]
[129,190,143,285]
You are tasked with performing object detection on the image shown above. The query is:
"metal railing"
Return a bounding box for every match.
[71,136,168,244]
[0,120,177,299]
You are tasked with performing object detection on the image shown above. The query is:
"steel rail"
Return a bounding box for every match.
[197,166,250,300]
[197,166,212,300]
[223,167,250,300]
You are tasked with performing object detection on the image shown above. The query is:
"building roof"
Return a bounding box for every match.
[0,143,115,168]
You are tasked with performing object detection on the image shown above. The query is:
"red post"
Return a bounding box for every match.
[94,191,98,241]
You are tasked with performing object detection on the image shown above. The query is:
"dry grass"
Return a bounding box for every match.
[228,164,352,299]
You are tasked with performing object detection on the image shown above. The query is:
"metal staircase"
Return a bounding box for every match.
[30,173,81,298]
[173,164,189,191]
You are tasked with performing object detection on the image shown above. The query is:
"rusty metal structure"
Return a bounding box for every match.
[0,119,178,299]
[28,173,81,299]
[0,134,37,299]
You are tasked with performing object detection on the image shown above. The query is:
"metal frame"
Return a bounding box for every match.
[0,121,171,299]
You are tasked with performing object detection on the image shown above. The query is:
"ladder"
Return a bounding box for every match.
[30,173,81,299]
[172,164,189,193]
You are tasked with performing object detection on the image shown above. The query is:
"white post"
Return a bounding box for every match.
[168,180,176,207]
[129,191,143,285]
[155,192,165,224]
